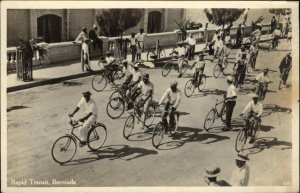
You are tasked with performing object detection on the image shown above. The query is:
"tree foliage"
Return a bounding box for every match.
[204,9,245,26]
[269,9,291,21]
[95,9,143,37]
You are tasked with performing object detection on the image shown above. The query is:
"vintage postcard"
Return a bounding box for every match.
[1,1,299,193]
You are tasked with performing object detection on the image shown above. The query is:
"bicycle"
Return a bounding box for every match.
[91,62,124,92]
[268,37,280,51]
[184,71,206,97]
[235,112,261,152]
[146,40,166,61]
[279,68,290,90]
[51,117,107,164]
[161,54,188,77]
[106,84,138,119]
[213,56,229,78]
[152,104,180,148]
[203,96,227,132]
[256,82,271,100]
[246,52,258,73]
[123,96,157,139]
[233,59,247,88]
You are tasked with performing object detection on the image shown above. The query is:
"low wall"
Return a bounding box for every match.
[7,24,271,72]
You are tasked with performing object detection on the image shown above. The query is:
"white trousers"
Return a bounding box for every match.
[80,115,97,142]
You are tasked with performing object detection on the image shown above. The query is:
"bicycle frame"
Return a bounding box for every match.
[214,99,226,117]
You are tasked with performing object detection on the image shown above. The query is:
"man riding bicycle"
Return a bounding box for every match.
[214,35,224,59]
[233,47,247,88]
[99,50,118,81]
[172,41,186,78]
[255,68,270,100]
[158,81,182,129]
[240,93,263,144]
[279,52,292,85]
[121,60,133,86]
[219,42,231,70]
[271,26,282,49]
[134,74,154,129]
[69,91,98,147]
[248,43,258,70]
[192,54,206,84]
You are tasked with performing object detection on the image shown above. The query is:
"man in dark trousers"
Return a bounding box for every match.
[236,24,242,47]
[270,16,277,33]
[223,76,237,131]
[89,24,102,53]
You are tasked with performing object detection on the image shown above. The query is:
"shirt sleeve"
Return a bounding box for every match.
[242,101,252,115]
[257,102,263,117]
[87,100,97,115]
[230,86,237,98]
[75,32,82,43]
[77,97,84,109]
[173,90,182,109]
[159,89,168,105]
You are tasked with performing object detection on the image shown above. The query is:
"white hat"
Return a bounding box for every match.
[93,24,97,28]
[205,164,221,177]
[227,76,233,82]
[170,80,178,86]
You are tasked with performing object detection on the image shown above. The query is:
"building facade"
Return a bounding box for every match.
[7,9,185,46]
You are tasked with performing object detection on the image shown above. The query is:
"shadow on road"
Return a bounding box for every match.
[242,137,292,156]
[190,89,227,98]
[7,105,30,112]
[260,125,274,132]
[63,145,158,165]
[261,104,292,117]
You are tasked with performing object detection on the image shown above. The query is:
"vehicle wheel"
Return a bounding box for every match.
[181,60,188,74]
[112,69,124,87]
[198,74,206,92]
[51,135,77,164]
[169,113,179,136]
[213,64,222,78]
[123,114,135,139]
[152,122,165,148]
[92,74,107,92]
[144,104,156,127]
[87,123,107,150]
[221,104,227,122]
[147,51,156,61]
[204,109,216,132]
[106,97,125,119]
[162,62,173,77]
[184,79,196,97]
[235,129,247,152]
[159,49,166,59]
[109,91,122,101]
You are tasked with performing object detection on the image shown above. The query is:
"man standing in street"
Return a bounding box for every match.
[279,52,292,85]
[136,28,146,61]
[236,24,242,47]
[89,24,102,53]
[270,16,277,33]
[223,76,237,131]
[74,27,90,71]
[127,33,137,62]
[184,33,196,60]
[230,153,250,186]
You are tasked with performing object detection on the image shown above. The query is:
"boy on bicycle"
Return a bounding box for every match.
[219,42,231,70]
[271,26,282,49]
[279,52,292,85]
[255,68,270,100]
[192,54,206,84]
[172,41,186,78]
[99,51,117,81]
[248,43,258,70]
[69,91,98,147]
[158,81,182,129]
[240,93,263,144]
[126,62,143,109]
[233,47,247,88]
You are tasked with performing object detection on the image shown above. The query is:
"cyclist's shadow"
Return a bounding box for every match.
[63,145,158,165]
[261,104,292,118]
[190,88,226,98]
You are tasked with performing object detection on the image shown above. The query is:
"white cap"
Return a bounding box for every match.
[227,76,233,82]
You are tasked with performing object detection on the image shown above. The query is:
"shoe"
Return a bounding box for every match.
[79,141,87,147]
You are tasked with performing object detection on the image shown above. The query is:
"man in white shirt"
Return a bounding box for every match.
[233,47,247,88]
[193,54,206,84]
[255,68,270,100]
[121,60,133,86]
[135,74,154,129]
[184,33,196,60]
[136,28,146,60]
[173,41,186,78]
[214,36,224,58]
[251,25,262,49]
[127,33,137,62]
[73,27,91,71]
[69,91,98,147]
[224,31,232,45]
[230,154,250,186]
[271,26,282,49]
[248,43,258,70]
[223,76,237,131]
[241,93,263,143]
[159,81,182,128]
[126,62,143,109]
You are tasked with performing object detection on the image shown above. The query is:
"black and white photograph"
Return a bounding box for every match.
[1,1,299,193]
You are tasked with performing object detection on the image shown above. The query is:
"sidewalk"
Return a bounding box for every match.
[7,34,274,92]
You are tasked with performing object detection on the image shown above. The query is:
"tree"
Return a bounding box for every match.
[95,9,142,38]
[174,18,191,41]
[204,8,245,31]
[269,9,291,21]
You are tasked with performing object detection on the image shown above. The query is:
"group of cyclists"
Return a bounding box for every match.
[68,23,292,156]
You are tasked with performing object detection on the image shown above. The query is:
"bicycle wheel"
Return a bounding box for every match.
[112,69,124,87]
[181,60,188,74]
[123,114,135,138]
[169,113,179,136]
[109,90,122,101]
[159,49,166,59]
[147,51,156,61]
[235,129,247,152]
[220,104,227,122]
[152,122,165,148]
[198,74,206,92]
[253,121,261,139]
[204,109,217,132]
[184,79,196,97]
[162,62,173,77]
[106,97,125,119]
[213,64,222,78]
[51,135,77,164]
[92,74,107,92]
[87,124,107,150]
[144,104,156,127]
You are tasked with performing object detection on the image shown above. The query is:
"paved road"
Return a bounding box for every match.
[6,41,293,187]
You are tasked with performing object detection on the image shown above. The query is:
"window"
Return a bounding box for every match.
[147,11,162,33]
[37,14,62,43]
